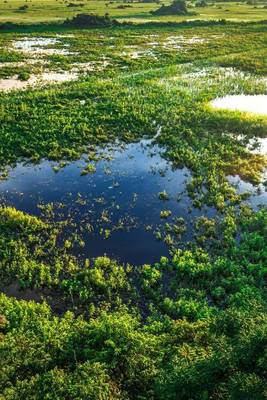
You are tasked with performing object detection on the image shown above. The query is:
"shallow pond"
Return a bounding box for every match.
[13,37,73,56]
[247,136,267,155]
[0,138,266,265]
[211,94,267,116]
[13,37,59,51]
[0,139,210,265]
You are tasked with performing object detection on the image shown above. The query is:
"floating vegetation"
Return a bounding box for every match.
[158,190,170,200]
[80,163,96,175]
[160,209,172,218]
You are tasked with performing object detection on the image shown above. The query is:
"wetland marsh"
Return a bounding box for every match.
[0,139,196,264]
[0,4,267,399]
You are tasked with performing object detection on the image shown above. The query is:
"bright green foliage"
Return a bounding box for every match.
[0,207,266,399]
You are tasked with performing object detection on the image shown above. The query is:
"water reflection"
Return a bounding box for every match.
[211,94,267,116]
[0,138,265,264]
[0,139,201,264]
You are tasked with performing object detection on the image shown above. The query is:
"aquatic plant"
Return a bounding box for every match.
[81,163,96,175]
[160,209,172,218]
[158,190,170,200]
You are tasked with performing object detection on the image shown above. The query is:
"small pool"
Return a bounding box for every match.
[0,137,266,264]
[211,94,267,116]
[0,139,205,265]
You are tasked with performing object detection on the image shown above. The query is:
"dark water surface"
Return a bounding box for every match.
[0,138,266,264]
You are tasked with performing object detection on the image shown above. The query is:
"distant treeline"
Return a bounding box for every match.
[0,14,267,31]
[0,13,122,30]
[63,13,121,27]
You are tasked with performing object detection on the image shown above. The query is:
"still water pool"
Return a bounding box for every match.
[0,138,266,264]
[211,94,267,116]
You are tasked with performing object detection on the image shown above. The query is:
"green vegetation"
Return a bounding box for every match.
[0,4,266,399]
[0,205,266,398]
[160,209,172,218]
[81,163,97,175]
[0,0,267,23]
[64,12,120,28]
[152,0,192,16]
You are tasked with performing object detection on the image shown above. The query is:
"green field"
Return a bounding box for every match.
[1,0,267,23]
[0,3,267,400]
